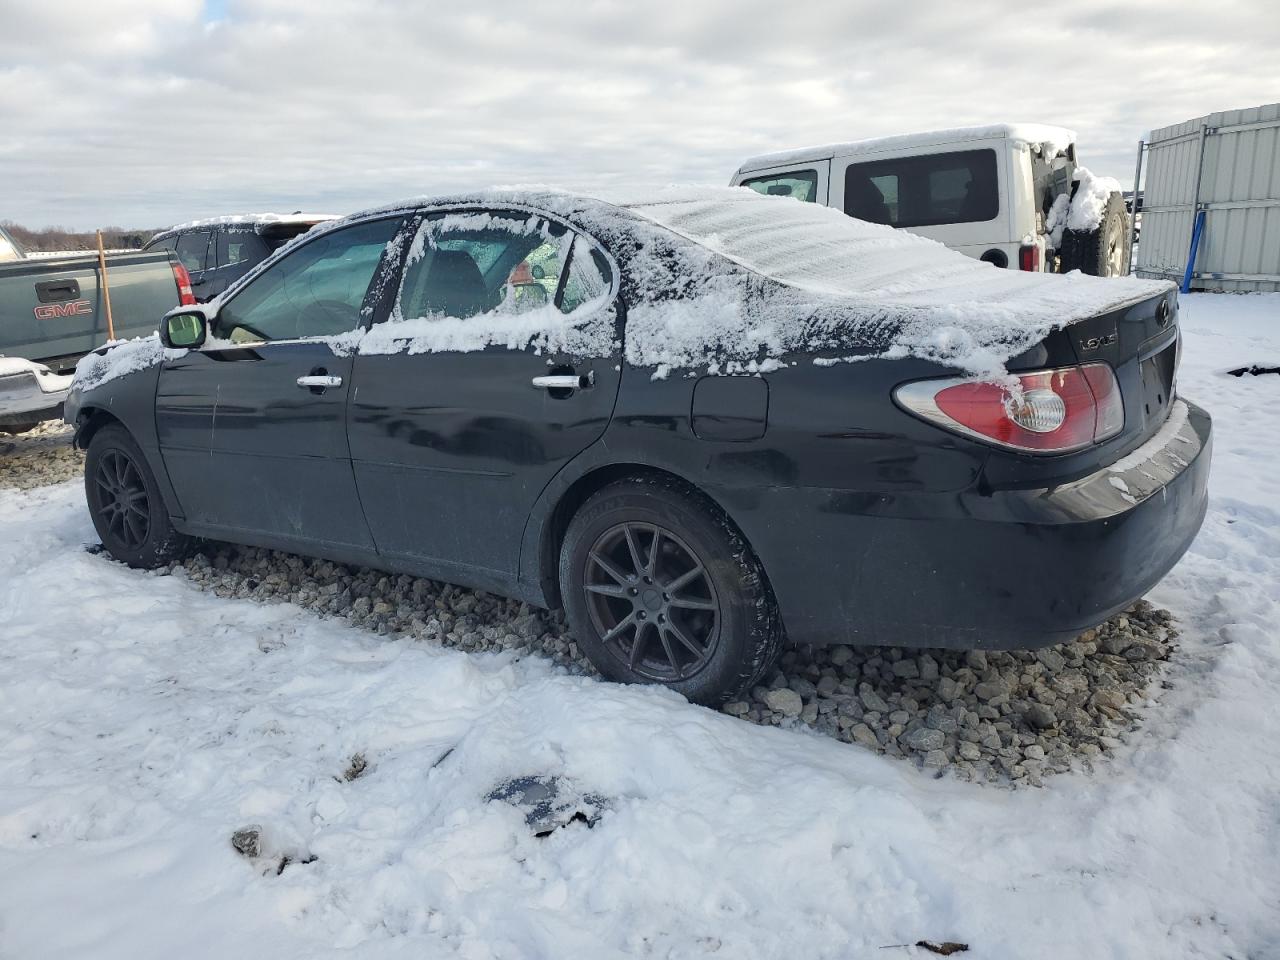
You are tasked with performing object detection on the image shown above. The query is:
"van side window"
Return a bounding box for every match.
[740,170,819,203]
[844,149,998,228]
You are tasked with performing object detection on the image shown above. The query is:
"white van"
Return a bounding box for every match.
[731,123,1130,276]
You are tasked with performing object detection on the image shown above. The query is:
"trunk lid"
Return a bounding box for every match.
[1062,288,1179,451]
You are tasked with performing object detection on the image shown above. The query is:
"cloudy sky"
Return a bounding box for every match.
[2,0,1276,229]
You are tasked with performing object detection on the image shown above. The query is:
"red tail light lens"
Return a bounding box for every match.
[895,362,1124,453]
[172,262,196,306]
[1018,243,1041,272]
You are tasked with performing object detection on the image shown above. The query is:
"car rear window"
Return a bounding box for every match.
[843,149,998,228]
[740,170,819,203]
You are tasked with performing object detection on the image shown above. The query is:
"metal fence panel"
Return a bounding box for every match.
[1136,102,1280,292]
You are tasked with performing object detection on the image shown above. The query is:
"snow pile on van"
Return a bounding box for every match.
[1045,167,1124,248]
[1065,167,1124,232]
[736,123,1076,174]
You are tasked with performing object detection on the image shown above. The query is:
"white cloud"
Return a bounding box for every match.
[1,0,1276,228]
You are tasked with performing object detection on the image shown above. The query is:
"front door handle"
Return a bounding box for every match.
[297,375,342,389]
[531,371,593,390]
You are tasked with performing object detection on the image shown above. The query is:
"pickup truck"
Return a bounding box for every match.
[0,224,193,431]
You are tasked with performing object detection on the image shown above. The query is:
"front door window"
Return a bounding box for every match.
[216,218,401,343]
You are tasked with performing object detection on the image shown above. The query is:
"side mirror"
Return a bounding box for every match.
[162,309,207,348]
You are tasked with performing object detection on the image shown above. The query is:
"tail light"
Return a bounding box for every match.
[172,262,196,306]
[895,362,1124,454]
[1018,243,1041,272]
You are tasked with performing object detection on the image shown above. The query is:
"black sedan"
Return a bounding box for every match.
[66,188,1211,705]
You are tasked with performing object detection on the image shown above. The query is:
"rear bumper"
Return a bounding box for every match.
[738,399,1212,649]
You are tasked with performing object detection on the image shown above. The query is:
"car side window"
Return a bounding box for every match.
[397,211,582,321]
[216,230,267,269]
[174,231,212,273]
[215,218,401,344]
[740,170,819,203]
[559,235,613,313]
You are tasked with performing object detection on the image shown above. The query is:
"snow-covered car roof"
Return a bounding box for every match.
[736,123,1077,175]
[216,185,1168,379]
[145,213,339,247]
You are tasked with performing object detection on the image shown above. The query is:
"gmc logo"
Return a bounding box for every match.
[34,299,92,320]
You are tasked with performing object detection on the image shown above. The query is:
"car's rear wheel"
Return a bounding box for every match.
[85,424,192,569]
[560,476,782,705]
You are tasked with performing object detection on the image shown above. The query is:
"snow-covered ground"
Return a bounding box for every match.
[1,293,1277,959]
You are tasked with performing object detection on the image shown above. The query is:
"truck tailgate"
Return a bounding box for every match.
[0,251,180,372]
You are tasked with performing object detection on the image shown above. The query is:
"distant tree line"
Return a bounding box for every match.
[1,221,163,252]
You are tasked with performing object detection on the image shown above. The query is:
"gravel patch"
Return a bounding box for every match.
[170,543,1176,785]
[0,421,82,490]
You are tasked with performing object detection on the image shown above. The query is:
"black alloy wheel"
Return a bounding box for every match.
[583,521,721,683]
[92,449,152,552]
[560,475,782,705]
[84,423,192,569]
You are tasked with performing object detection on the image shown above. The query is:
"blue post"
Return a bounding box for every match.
[1181,209,1205,293]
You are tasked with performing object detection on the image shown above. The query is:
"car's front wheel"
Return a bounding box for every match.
[85,423,192,569]
[560,476,782,705]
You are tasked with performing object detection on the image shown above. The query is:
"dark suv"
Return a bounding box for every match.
[143,214,335,302]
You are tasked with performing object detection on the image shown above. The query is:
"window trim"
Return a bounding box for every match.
[842,148,1000,229]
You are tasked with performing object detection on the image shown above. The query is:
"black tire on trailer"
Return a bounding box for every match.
[84,423,193,569]
[1061,190,1131,277]
[559,475,783,706]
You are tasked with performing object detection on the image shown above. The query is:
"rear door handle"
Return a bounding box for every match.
[297,375,342,388]
[531,371,593,390]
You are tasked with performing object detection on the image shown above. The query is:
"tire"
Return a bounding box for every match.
[84,424,193,569]
[559,475,782,706]
[1061,190,1131,277]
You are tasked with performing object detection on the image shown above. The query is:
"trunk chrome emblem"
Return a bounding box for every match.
[1079,333,1117,351]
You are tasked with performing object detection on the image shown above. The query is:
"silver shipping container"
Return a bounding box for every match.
[1135,102,1280,292]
